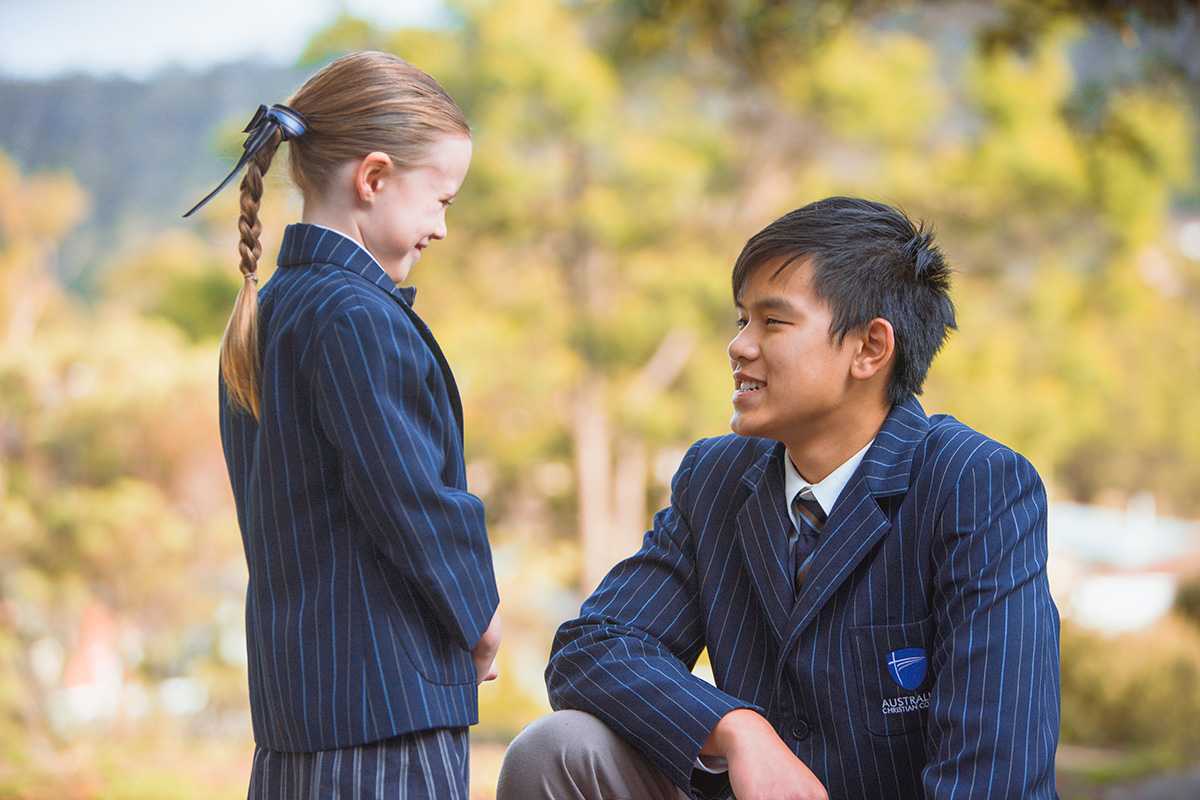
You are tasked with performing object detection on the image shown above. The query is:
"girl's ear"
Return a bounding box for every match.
[354,151,394,203]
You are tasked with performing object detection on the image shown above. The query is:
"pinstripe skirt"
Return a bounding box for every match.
[247,727,469,800]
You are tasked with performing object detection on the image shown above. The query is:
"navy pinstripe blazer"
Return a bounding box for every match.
[220,223,499,752]
[547,398,1060,799]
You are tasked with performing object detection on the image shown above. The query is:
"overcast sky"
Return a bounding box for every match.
[0,0,444,80]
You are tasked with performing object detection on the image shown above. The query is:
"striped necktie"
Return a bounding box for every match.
[791,488,827,596]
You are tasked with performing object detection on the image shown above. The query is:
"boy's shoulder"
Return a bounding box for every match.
[678,433,775,494]
[918,411,1039,487]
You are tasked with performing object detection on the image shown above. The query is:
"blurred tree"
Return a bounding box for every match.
[0,154,87,351]
[0,154,248,790]
[1060,618,1200,766]
[983,0,1200,68]
[599,0,1200,97]
[1178,575,1200,633]
[594,0,897,82]
[0,154,89,758]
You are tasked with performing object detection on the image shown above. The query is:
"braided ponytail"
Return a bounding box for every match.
[210,51,470,421]
[220,132,281,420]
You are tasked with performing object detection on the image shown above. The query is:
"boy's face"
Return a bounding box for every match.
[728,257,860,441]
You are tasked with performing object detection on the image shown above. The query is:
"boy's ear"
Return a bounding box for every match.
[354,151,394,202]
[850,317,895,382]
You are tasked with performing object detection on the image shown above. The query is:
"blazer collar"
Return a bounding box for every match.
[737,395,928,500]
[858,395,929,497]
[277,223,417,307]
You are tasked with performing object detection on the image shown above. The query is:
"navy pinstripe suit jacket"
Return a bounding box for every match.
[220,223,499,752]
[547,398,1060,799]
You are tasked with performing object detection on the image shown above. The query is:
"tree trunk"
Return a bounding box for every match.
[572,329,696,594]
[573,375,613,594]
[612,435,648,568]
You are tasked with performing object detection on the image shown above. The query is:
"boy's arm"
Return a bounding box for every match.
[922,448,1060,798]
[546,443,762,795]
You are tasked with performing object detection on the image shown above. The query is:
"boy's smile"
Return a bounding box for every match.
[731,370,766,403]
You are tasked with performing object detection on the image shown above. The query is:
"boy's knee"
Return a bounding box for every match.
[505,708,616,764]
[498,710,620,798]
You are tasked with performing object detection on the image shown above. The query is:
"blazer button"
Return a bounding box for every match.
[791,719,811,740]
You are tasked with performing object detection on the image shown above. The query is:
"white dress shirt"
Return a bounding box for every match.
[783,439,874,524]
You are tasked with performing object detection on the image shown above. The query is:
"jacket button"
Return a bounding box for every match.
[791,719,810,740]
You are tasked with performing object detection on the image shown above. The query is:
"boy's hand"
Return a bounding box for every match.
[472,609,501,684]
[702,709,828,800]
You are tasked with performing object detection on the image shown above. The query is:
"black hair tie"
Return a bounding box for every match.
[182,103,307,218]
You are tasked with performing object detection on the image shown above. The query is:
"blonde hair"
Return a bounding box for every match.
[220,51,470,419]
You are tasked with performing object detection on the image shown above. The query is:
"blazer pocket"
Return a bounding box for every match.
[372,551,477,686]
[849,615,934,737]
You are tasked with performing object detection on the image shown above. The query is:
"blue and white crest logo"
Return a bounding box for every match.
[886,647,927,691]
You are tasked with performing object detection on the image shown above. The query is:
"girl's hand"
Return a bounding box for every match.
[473,609,501,684]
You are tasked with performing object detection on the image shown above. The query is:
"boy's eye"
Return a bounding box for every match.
[735,317,788,329]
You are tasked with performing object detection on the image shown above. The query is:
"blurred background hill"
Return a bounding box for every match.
[0,63,307,293]
[1,1,1199,798]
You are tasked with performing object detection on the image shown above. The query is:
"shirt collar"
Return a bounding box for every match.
[783,439,874,526]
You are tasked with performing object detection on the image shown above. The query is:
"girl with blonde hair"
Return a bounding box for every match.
[186,50,500,799]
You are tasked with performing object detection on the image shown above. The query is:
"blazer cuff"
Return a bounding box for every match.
[672,690,761,797]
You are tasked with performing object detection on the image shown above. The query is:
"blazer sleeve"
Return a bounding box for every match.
[546,443,762,796]
[311,303,499,651]
[922,447,1060,798]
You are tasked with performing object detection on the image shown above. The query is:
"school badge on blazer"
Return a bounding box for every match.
[886,647,928,691]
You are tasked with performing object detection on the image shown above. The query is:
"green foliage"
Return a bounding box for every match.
[1,157,248,791]
[298,13,389,66]
[1060,619,1200,765]
[102,231,242,342]
[779,26,946,145]
[1177,576,1200,634]
[598,0,889,78]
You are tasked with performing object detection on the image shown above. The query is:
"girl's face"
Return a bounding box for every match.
[359,134,473,283]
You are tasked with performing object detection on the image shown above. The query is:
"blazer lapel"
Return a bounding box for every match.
[733,442,796,646]
[780,396,932,652]
[784,473,890,644]
[392,300,465,441]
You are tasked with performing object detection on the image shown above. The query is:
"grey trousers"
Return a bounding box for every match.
[497,710,692,800]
